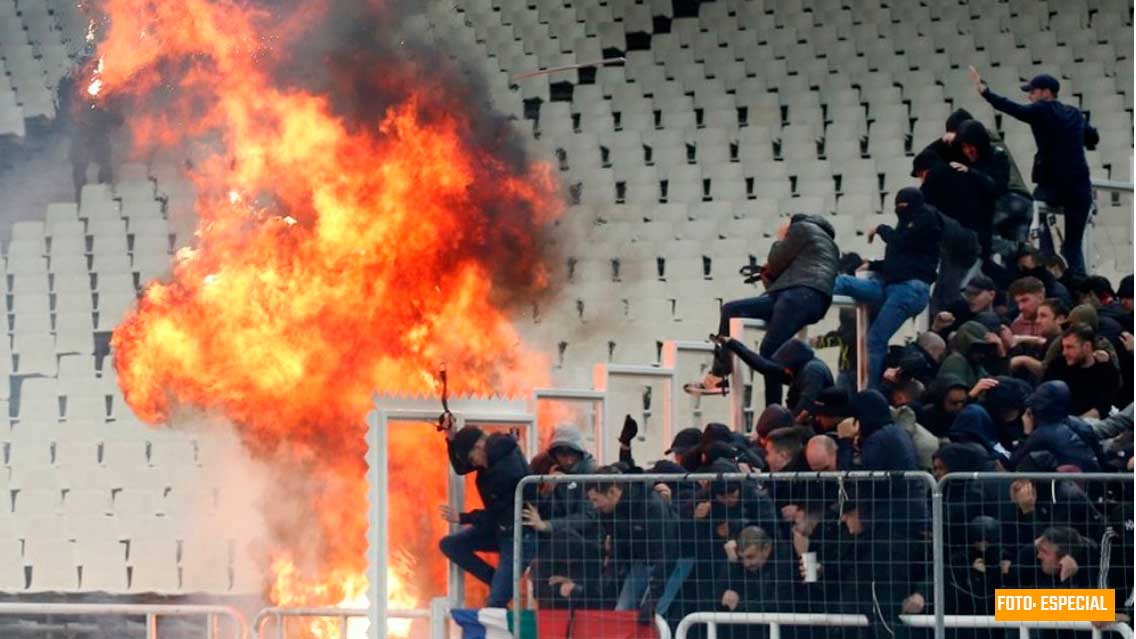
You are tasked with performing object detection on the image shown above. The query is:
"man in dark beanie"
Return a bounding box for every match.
[971,68,1100,277]
[685,213,838,403]
[811,385,853,434]
[913,149,984,313]
[438,416,531,607]
[919,107,974,164]
[834,187,943,388]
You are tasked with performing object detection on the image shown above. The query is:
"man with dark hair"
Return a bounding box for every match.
[764,427,807,473]
[1032,526,1097,588]
[1077,275,1115,309]
[438,417,531,607]
[1044,324,1120,418]
[717,525,796,622]
[971,68,1099,277]
[687,214,839,400]
[835,187,943,388]
[583,465,686,620]
[1008,276,1047,337]
[1010,298,1068,379]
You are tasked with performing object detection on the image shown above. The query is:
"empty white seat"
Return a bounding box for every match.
[26,538,78,592]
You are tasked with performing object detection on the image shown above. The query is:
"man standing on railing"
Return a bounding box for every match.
[971,67,1100,278]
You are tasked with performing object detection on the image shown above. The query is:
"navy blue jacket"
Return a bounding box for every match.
[1009,381,1102,472]
[724,338,834,417]
[949,404,1011,464]
[870,203,943,284]
[981,89,1097,193]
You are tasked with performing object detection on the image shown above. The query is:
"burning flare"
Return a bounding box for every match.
[91,0,560,635]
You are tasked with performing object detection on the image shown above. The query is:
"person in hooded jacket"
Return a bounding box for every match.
[688,214,839,401]
[835,188,943,388]
[917,374,972,437]
[948,404,1012,465]
[439,417,532,607]
[1008,381,1102,472]
[947,515,1011,626]
[952,119,1007,257]
[971,68,1099,277]
[938,320,1000,388]
[836,390,928,548]
[980,376,1033,450]
[715,337,834,420]
[521,425,599,538]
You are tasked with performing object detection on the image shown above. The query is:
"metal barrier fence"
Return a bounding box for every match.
[0,602,249,639]
[508,471,1133,639]
[254,602,444,639]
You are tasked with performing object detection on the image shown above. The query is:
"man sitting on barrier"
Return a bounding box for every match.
[684,213,839,400]
[438,415,532,608]
[833,187,943,389]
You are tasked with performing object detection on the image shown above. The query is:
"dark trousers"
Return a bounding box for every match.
[1034,184,1093,278]
[440,526,531,608]
[713,286,830,406]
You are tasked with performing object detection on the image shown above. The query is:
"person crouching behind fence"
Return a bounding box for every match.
[584,465,691,623]
[716,526,796,638]
[685,213,838,402]
[438,414,531,608]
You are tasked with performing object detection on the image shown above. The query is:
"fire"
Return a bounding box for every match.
[89,0,561,635]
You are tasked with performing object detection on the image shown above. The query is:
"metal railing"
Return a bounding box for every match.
[253,603,442,639]
[901,614,1135,639]
[0,602,249,639]
[504,470,1132,639]
[675,611,870,639]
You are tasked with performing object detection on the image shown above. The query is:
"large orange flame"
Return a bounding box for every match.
[92,0,561,635]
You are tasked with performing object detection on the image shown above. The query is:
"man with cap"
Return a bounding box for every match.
[810,386,853,434]
[438,416,531,607]
[970,67,1100,277]
[834,187,943,388]
[665,427,705,472]
[933,274,998,337]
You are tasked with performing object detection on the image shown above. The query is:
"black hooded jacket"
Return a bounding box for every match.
[447,433,530,535]
[723,338,834,417]
[949,405,1011,464]
[869,190,943,284]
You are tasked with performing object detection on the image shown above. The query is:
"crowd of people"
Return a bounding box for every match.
[430,71,1133,636]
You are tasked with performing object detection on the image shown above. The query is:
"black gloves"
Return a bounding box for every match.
[619,415,638,446]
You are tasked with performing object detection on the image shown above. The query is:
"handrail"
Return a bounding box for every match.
[676,611,870,639]
[901,615,1134,639]
[253,606,430,639]
[0,602,248,639]
[1092,178,1134,192]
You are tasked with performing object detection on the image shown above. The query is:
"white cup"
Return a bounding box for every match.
[802,551,818,583]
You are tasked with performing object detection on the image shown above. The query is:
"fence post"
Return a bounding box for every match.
[512,477,530,639]
[931,479,945,639]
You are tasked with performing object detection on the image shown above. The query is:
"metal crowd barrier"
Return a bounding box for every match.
[504,470,1132,639]
[675,611,870,639]
[0,602,249,639]
[901,614,1134,639]
[253,603,442,639]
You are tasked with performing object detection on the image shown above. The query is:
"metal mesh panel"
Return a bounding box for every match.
[937,472,1134,639]
[513,471,937,639]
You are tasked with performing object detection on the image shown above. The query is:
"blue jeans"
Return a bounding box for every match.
[715,286,830,405]
[439,526,531,608]
[834,275,931,389]
[614,559,695,615]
